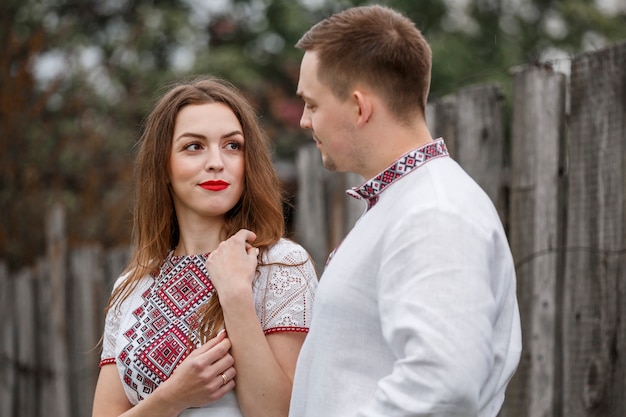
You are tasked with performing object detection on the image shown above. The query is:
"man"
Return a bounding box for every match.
[290,5,521,417]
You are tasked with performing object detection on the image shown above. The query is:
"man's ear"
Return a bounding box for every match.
[353,90,372,127]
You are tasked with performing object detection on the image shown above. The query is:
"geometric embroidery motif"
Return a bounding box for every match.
[139,326,191,381]
[158,262,209,316]
[119,252,213,401]
[346,138,449,210]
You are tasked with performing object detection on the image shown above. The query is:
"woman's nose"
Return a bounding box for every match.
[204,149,224,171]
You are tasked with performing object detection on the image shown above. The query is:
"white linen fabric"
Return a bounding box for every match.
[289,139,522,417]
[100,238,317,416]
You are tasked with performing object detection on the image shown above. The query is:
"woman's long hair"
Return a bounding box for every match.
[105,76,284,342]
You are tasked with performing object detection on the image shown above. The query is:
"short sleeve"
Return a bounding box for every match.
[254,240,318,334]
[99,273,130,367]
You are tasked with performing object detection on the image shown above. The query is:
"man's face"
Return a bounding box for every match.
[297,51,361,173]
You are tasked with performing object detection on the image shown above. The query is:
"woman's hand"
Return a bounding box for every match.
[154,330,236,411]
[93,331,237,417]
[206,229,259,299]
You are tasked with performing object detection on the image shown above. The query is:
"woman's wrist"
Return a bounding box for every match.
[217,281,254,304]
[148,382,185,417]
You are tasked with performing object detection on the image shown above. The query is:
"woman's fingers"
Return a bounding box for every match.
[206,230,259,295]
[193,329,226,353]
[192,336,234,376]
[162,335,236,407]
[212,362,237,394]
[233,228,257,245]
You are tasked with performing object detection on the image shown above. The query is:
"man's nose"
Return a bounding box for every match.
[300,108,311,129]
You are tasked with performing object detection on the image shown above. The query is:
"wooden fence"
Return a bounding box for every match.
[0,205,130,417]
[1,41,624,417]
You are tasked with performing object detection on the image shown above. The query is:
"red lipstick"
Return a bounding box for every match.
[200,180,229,191]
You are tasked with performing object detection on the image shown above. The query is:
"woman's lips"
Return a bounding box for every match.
[200,180,229,191]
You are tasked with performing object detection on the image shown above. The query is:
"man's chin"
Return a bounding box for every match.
[321,157,337,172]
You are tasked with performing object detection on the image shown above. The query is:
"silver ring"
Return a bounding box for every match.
[220,372,227,386]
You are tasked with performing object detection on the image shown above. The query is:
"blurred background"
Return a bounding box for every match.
[2,0,625,271]
[2,1,626,417]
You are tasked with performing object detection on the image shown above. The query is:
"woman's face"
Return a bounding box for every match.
[168,102,245,224]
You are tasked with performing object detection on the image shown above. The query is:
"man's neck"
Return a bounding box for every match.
[358,120,433,180]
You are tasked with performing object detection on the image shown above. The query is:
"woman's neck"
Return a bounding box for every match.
[173,218,226,256]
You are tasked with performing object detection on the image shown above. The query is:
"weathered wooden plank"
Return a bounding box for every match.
[46,203,71,416]
[427,95,459,158]
[0,262,15,417]
[428,85,508,224]
[15,268,37,416]
[69,245,106,417]
[456,84,508,222]
[563,41,626,417]
[34,257,55,417]
[505,65,567,417]
[295,144,331,271]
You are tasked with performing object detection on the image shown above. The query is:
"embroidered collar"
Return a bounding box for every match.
[346,138,449,210]
[150,250,211,279]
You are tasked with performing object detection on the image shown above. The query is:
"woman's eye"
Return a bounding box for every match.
[184,143,202,151]
[225,141,242,151]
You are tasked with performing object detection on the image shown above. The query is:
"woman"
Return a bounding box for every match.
[92,77,318,417]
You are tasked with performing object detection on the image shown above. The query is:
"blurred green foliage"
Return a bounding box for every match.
[1,0,624,269]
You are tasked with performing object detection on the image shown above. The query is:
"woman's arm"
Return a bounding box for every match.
[92,365,134,417]
[92,331,236,417]
[206,230,308,417]
[222,298,305,417]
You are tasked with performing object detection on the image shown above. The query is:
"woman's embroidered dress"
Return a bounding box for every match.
[100,239,317,406]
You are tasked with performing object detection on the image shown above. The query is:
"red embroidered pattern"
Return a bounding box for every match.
[264,326,309,335]
[119,252,212,401]
[99,357,116,367]
[346,138,449,209]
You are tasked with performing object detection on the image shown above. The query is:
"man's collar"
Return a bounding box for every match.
[346,138,449,210]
